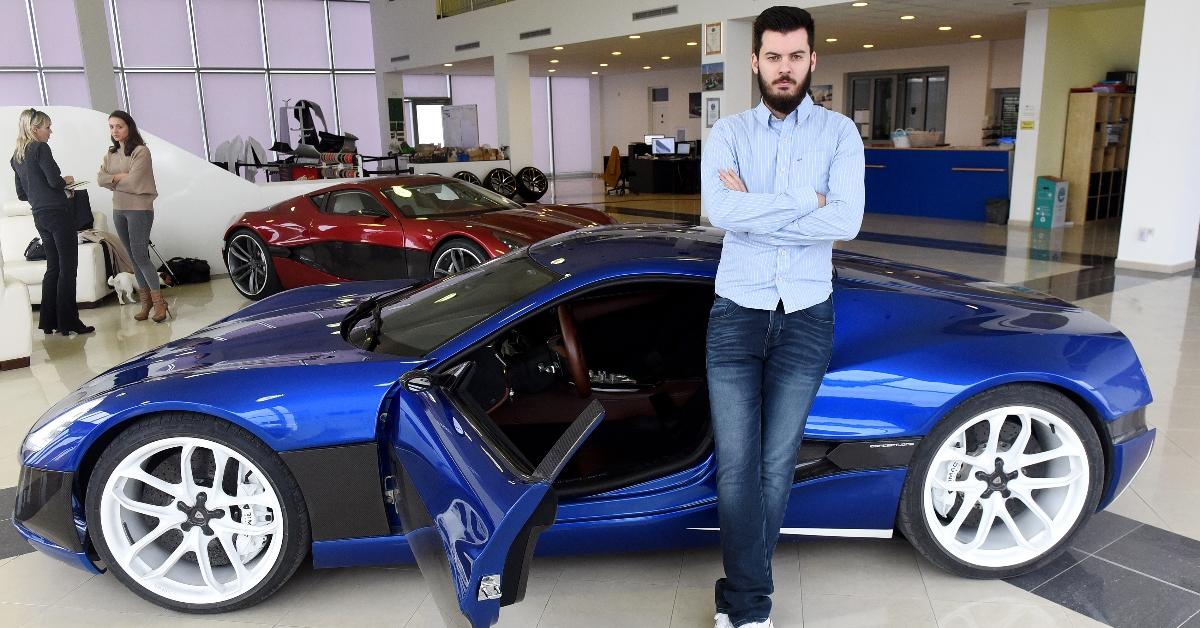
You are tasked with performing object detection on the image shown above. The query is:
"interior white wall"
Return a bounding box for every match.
[0,106,330,270]
[450,75,499,148]
[815,40,993,147]
[600,67,702,155]
[550,77,594,175]
[530,77,551,172]
[989,39,1024,90]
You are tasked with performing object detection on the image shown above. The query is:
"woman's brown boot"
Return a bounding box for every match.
[134,290,152,321]
[151,290,171,323]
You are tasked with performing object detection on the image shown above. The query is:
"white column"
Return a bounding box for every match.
[1008,9,1049,225]
[589,76,604,175]
[699,19,754,144]
[494,53,533,169]
[1115,0,1200,273]
[74,0,118,113]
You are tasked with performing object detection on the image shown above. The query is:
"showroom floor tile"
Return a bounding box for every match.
[2,179,1198,626]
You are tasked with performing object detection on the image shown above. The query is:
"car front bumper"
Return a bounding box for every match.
[1099,408,1156,510]
[12,465,102,574]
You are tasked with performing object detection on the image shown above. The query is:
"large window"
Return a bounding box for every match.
[847,68,948,142]
[106,0,381,161]
[0,0,88,108]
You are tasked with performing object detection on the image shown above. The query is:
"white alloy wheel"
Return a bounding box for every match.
[920,404,1091,569]
[98,436,285,606]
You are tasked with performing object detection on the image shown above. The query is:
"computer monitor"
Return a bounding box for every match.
[644,134,665,145]
[651,137,676,155]
[676,142,692,156]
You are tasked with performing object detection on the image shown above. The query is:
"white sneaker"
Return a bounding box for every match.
[715,613,734,628]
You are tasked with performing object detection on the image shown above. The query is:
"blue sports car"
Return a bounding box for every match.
[14,225,1155,626]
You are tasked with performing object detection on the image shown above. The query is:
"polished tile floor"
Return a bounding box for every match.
[1,177,1199,627]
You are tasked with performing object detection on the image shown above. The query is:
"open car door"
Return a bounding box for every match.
[387,364,605,627]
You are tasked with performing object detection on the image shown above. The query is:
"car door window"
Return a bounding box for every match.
[327,191,387,217]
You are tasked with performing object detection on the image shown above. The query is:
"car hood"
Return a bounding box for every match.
[444,205,605,242]
[59,281,416,410]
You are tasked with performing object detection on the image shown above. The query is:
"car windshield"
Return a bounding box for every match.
[381,179,524,218]
[349,252,559,356]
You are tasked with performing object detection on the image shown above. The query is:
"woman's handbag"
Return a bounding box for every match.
[24,237,46,261]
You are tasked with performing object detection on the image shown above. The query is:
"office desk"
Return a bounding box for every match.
[628,157,701,194]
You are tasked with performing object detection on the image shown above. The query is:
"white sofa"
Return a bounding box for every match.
[1,200,112,307]
[0,245,32,370]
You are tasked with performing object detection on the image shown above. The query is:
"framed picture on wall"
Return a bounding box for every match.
[702,62,724,91]
[811,84,833,110]
[706,98,720,128]
[689,92,702,118]
[705,22,722,55]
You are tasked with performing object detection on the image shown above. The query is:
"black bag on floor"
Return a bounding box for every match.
[158,257,210,285]
[24,237,45,261]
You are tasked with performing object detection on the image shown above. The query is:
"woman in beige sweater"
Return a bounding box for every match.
[98,110,167,322]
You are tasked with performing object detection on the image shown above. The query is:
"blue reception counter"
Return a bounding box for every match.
[864,147,1013,221]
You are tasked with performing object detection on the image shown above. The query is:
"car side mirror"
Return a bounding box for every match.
[400,363,469,393]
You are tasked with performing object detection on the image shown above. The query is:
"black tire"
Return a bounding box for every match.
[85,413,310,613]
[515,166,549,202]
[430,238,489,278]
[897,384,1104,579]
[484,168,518,198]
[453,170,482,186]
[224,229,282,301]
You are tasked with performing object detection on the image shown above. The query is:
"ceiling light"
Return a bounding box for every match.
[643,65,651,70]
[862,44,875,48]
[825,37,838,42]
[550,59,559,63]
[661,56,671,60]
[600,63,608,67]
[548,68,556,72]
[900,15,915,20]
[553,46,564,50]
[970,34,983,39]
[851,2,869,6]
[591,71,599,75]
[629,35,641,39]
[611,51,622,56]
[938,26,953,31]
[686,41,698,46]
[443,63,453,67]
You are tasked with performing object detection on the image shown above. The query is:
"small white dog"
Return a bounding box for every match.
[108,272,136,304]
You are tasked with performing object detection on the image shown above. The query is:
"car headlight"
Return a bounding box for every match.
[492,232,528,251]
[21,397,104,459]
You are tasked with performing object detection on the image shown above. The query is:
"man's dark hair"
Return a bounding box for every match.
[753,6,815,55]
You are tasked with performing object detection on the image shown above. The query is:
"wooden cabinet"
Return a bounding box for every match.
[1062,92,1134,223]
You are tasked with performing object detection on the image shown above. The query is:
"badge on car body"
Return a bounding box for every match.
[478,574,502,601]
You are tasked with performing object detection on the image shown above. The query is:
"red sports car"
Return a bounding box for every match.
[222,175,613,299]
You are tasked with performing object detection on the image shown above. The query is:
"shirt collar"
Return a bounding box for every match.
[755,93,815,129]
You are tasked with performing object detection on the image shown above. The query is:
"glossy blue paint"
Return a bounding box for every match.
[18,225,1154,594]
[12,521,103,574]
[1099,428,1157,510]
[864,148,1011,221]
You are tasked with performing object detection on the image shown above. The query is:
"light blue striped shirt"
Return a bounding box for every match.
[702,95,865,313]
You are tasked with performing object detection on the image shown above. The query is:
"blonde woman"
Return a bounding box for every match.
[10,108,93,336]
[97,110,166,322]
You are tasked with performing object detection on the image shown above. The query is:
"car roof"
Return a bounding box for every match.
[526,224,724,276]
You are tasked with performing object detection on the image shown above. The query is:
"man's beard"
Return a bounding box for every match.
[758,70,810,116]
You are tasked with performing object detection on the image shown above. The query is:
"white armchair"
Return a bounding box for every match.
[0,245,32,370]
[0,200,112,307]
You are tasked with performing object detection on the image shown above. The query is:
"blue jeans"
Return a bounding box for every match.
[707,295,834,626]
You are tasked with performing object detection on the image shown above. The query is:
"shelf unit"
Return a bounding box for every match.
[1062,92,1135,223]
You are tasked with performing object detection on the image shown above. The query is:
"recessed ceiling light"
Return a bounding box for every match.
[591,71,599,75]
[900,15,915,20]
[643,65,651,70]
[862,44,875,48]
[548,69,556,73]
[826,37,838,42]
[938,26,953,31]
[661,56,671,60]
[686,41,698,46]
[553,46,564,50]
[550,59,559,63]
[600,63,608,67]
[629,35,641,39]
[851,2,869,6]
[443,63,453,67]
[611,51,622,56]
[970,34,983,39]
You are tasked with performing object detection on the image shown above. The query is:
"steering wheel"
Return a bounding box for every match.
[556,304,591,398]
